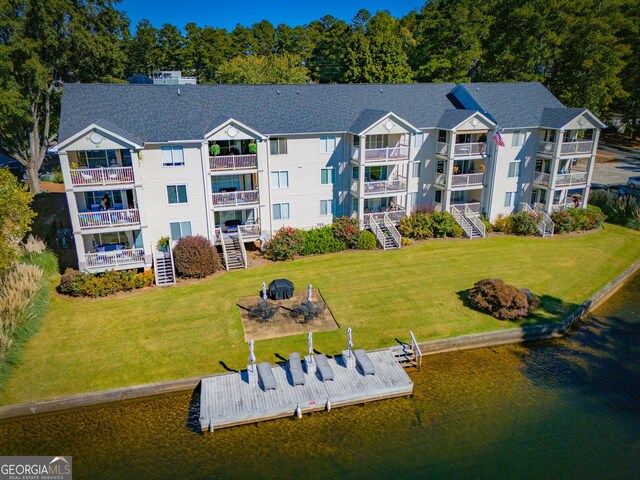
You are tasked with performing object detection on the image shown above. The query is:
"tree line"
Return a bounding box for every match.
[0,0,638,193]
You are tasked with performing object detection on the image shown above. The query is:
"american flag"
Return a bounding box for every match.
[492,129,505,147]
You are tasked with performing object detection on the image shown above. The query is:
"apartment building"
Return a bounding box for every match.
[54,82,604,274]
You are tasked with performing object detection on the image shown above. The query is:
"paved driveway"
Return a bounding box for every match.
[592,146,640,185]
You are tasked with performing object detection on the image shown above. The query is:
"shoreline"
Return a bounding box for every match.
[1,258,639,421]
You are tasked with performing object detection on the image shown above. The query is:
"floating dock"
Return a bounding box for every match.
[199,349,414,431]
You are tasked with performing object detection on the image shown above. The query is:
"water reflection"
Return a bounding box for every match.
[1,274,639,479]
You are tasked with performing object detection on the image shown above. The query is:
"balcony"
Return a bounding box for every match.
[362,208,406,227]
[209,154,257,173]
[451,173,484,188]
[78,209,141,230]
[533,171,587,187]
[454,143,486,157]
[211,190,259,208]
[363,146,409,162]
[85,248,145,270]
[451,202,481,214]
[70,167,134,187]
[537,141,593,156]
[351,177,407,196]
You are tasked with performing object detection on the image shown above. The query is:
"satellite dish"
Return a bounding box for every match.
[578,118,585,126]
[384,120,394,131]
[227,126,238,138]
[89,132,103,144]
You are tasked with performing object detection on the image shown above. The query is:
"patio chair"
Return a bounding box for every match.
[353,349,375,376]
[314,354,334,382]
[257,362,277,391]
[288,352,305,386]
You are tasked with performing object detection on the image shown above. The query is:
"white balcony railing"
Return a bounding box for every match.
[238,223,261,237]
[351,147,360,160]
[538,141,555,154]
[556,171,588,186]
[561,141,593,155]
[78,209,141,229]
[451,172,484,187]
[362,209,406,227]
[453,143,486,157]
[534,171,551,184]
[70,167,135,186]
[452,202,481,214]
[364,146,409,161]
[436,142,448,155]
[211,190,259,207]
[85,248,145,269]
[434,173,446,185]
[209,154,257,172]
[363,177,407,195]
[351,179,359,194]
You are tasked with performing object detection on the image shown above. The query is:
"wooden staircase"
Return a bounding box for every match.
[371,214,401,250]
[153,245,176,286]
[390,331,423,369]
[218,228,248,270]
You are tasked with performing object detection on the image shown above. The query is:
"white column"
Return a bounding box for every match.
[358,135,365,225]
[546,129,564,214]
[443,131,456,211]
[132,150,152,266]
[582,129,600,208]
[199,141,215,242]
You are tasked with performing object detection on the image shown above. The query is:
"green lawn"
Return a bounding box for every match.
[2,225,639,405]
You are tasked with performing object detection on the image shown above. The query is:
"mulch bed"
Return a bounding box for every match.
[238,288,339,341]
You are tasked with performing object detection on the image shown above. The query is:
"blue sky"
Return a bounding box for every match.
[119,0,424,30]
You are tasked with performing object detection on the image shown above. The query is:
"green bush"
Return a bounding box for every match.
[398,213,433,239]
[173,235,220,278]
[58,268,155,297]
[356,230,377,250]
[506,212,540,236]
[302,226,347,255]
[492,214,508,232]
[551,206,606,234]
[263,227,305,261]
[480,216,494,233]
[430,211,460,238]
[331,216,360,249]
[589,190,639,229]
[550,210,575,233]
[467,278,540,320]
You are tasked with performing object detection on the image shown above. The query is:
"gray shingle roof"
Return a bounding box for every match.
[436,109,486,129]
[348,109,393,134]
[458,82,566,129]
[58,83,458,143]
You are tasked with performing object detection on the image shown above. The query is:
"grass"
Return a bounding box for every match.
[1,225,639,405]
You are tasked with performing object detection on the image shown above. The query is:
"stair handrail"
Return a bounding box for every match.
[463,205,486,238]
[217,227,230,271]
[370,217,387,250]
[237,227,248,269]
[533,203,555,236]
[383,213,402,248]
[450,205,473,238]
[409,330,422,369]
[167,241,177,284]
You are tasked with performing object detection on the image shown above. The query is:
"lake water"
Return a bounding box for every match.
[2,273,639,479]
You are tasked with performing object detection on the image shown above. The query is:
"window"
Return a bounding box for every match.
[512,131,526,147]
[273,203,290,220]
[77,150,118,168]
[161,146,184,166]
[411,162,421,178]
[84,190,123,209]
[321,168,335,185]
[435,189,442,204]
[320,199,334,216]
[504,191,518,208]
[353,136,360,148]
[320,135,337,153]
[438,130,447,143]
[269,138,287,155]
[408,192,418,209]
[167,185,188,204]
[366,134,387,149]
[169,221,192,241]
[121,150,133,167]
[508,160,522,178]
[352,166,360,180]
[271,171,289,189]
[436,160,445,174]
[413,133,424,147]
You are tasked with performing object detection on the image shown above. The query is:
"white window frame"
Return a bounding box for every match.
[321,168,335,185]
[319,135,337,154]
[511,131,526,147]
[411,162,421,178]
[169,220,192,241]
[166,184,188,204]
[508,160,522,178]
[271,171,289,189]
[161,146,185,166]
[413,133,424,147]
[504,191,518,208]
[269,138,287,155]
[320,199,334,216]
[273,203,290,220]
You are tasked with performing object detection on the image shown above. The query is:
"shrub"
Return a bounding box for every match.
[156,236,170,251]
[356,230,377,250]
[506,212,540,236]
[22,235,46,254]
[492,214,508,232]
[58,268,155,297]
[467,278,540,320]
[302,226,347,255]
[331,217,360,249]
[430,211,460,238]
[400,237,412,246]
[589,190,639,229]
[480,216,494,233]
[263,227,305,261]
[173,235,220,278]
[551,210,576,234]
[398,213,433,239]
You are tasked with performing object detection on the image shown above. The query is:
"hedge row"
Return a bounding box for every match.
[494,206,604,235]
[263,217,376,261]
[59,268,155,297]
[398,211,463,239]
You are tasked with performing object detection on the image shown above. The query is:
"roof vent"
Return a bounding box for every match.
[379,88,383,93]
[277,90,280,95]
[296,90,300,94]
[177,88,181,96]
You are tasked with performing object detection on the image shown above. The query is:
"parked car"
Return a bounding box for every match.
[628,176,640,189]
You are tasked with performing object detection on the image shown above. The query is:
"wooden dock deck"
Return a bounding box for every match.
[199,350,414,431]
